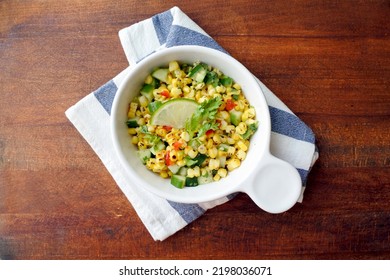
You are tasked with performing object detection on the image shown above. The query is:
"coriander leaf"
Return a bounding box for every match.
[197,121,219,137]
[140,125,162,146]
[185,96,222,138]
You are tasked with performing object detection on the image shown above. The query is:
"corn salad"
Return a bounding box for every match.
[127,61,258,188]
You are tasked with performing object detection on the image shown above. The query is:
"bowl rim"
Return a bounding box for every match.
[111,45,271,203]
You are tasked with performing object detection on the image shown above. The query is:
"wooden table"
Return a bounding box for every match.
[1,0,389,260]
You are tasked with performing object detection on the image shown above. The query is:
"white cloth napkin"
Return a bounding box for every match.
[65,6,319,241]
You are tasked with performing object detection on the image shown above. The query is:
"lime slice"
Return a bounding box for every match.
[150,98,198,128]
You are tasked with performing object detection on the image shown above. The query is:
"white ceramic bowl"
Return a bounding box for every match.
[111,46,301,213]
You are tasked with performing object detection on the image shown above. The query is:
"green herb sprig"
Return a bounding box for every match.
[185,96,223,139]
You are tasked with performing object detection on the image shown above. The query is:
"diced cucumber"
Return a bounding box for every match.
[218,156,226,168]
[198,172,213,185]
[171,174,186,189]
[204,71,219,87]
[151,77,160,88]
[184,156,197,167]
[126,117,139,128]
[185,177,199,187]
[137,149,151,164]
[150,141,165,155]
[152,68,169,83]
[189,64,208,83]
[178,167,188,176]
[193,153,207,166]
[184,154,207,167]
[168,164,181,174]
[148,101,162,113]
[140,84,154,101]
[230,109,243,126]
[220,76,233,87]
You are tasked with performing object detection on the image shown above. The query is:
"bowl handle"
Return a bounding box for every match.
[242,153,302,213]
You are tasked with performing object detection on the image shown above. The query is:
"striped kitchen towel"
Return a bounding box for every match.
[65,6,318,241]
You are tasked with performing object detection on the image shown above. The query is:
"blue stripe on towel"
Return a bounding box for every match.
[93,80,117,115]
[152,10,174,44]
[297,168,309,184]
[166,25,227,54]
[167,201,206,224]
[269,106,315,143]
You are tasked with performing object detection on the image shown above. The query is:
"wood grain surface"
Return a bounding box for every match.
[1,0,389,260]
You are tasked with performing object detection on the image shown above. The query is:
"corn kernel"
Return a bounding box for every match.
[216,85,226,93]
[193,166,200,177]
[171,87,182,97]
[209,158,220,170]
[169,61,180,72]
[217,168,228,178]
[195,82,205,90]
[219,102,226,111]
[188,148,198,159]
[225,125,235,133]
[176,150,185,160]
[139,95,148,107]
[156,150,165,160]
[197,144,207,154]
[235,100,245,111]
[227,146,236,156]
[160,171,169,178]
[169,150,178,162]
[128,128,137,135]
[206,139,214,149]
[198,96,208,104]
[219,111,230,120]
[237,140,248,152]
[197,135,206,142]
[208,147,218,159]
[227,137,235,145]
[138,141,146,149]
[174,69,183,78]
[218,150,228,157]
[233,83,241,90]
[128,102,138,118]
[232,133,242,141]
[227,158,241,171]
[167,74,173,84]
[236,122,247,134]
[213,174,221,181]
[187,168,195,178]
[180,131,190,142]
[212,134,221,144]
[131,136,139,145]
[208,87,216,95]
[246,119,256,126]
[242,110,249,122]
[144,75,153,84]
[183,77,192,85]
[217,120,226,130]
[219,135,227,143]
[236,149,247,160]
